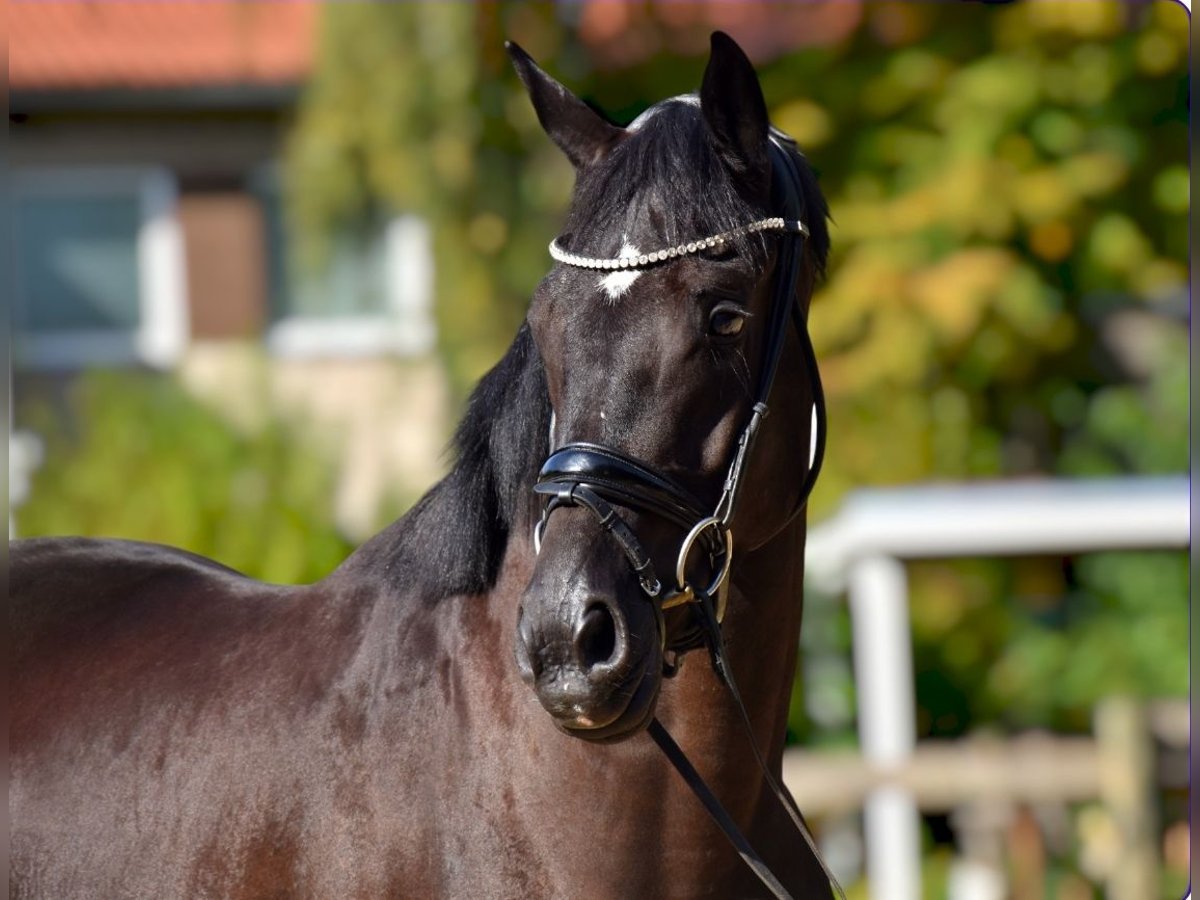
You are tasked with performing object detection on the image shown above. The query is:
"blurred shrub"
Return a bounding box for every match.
[16,372,355,585]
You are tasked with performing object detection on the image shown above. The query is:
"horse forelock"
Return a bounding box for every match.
[626,93,699,132]
[561,99,830,289]
[562,102,758,278]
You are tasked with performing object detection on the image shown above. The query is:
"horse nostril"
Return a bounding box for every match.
[574,602,618,672]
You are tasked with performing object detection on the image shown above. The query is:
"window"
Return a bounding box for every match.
[11,167,188,370]
[252,169,435,359]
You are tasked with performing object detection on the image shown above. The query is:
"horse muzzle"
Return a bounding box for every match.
[516,510,665,742]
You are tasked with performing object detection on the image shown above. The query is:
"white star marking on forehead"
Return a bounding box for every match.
[598,242,643,301]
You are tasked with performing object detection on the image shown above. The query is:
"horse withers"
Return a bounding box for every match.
[12,32,834,899]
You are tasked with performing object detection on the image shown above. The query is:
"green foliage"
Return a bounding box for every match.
[802,2,1188,514]
[796,0,1188,737]
[16,373,355,586]
[286,4,574,394]
[905,548,1189,737]
[288,1,1188,736]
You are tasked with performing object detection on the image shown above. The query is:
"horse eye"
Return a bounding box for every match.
[708,307,746,338]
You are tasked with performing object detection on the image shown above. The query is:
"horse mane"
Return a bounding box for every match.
[338,322,550,600]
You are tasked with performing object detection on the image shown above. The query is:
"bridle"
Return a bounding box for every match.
[530,131,845,900]
[533,128,826,660]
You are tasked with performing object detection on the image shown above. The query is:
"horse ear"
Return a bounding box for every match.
[506,41,624,169]
[700,32,770,192]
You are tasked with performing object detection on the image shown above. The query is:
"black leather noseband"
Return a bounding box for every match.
[536,443,712,534]
[533,443,727,602]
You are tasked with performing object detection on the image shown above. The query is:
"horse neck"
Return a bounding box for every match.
[660,512,808,791]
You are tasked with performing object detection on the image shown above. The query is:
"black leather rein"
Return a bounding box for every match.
[532,132,843,900]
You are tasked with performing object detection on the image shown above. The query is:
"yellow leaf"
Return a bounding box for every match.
[1061,152,1128,197]
[908,248,1014,343]
[772,100,834,148]
[1014,168,1076,222]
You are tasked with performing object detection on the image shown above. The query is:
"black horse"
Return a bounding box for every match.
[11,33,834,899]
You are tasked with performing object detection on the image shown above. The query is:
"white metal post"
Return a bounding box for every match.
[848,554,920,900]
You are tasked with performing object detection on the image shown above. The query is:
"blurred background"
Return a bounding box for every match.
[8,2,1189,897]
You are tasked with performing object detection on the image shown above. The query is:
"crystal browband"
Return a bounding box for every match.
[548,216,808,271]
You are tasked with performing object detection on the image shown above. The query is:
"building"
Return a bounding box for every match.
[10,1,446,537]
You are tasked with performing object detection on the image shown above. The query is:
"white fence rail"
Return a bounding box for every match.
[798,476,1190,900]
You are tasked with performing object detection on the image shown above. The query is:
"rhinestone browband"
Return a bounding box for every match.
[548,216,808,271]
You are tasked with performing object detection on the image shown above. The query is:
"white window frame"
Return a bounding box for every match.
[264,213,436,360]
[11,166,189,370]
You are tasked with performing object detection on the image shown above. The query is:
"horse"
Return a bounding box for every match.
[11,32,835,899]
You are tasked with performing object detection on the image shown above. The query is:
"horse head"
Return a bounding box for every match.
[511,33,828,742]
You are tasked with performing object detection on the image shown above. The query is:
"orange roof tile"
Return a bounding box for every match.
[11,1,317,91]
[577,0,863,69]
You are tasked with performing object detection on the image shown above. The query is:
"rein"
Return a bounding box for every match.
[533,132,844,900]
